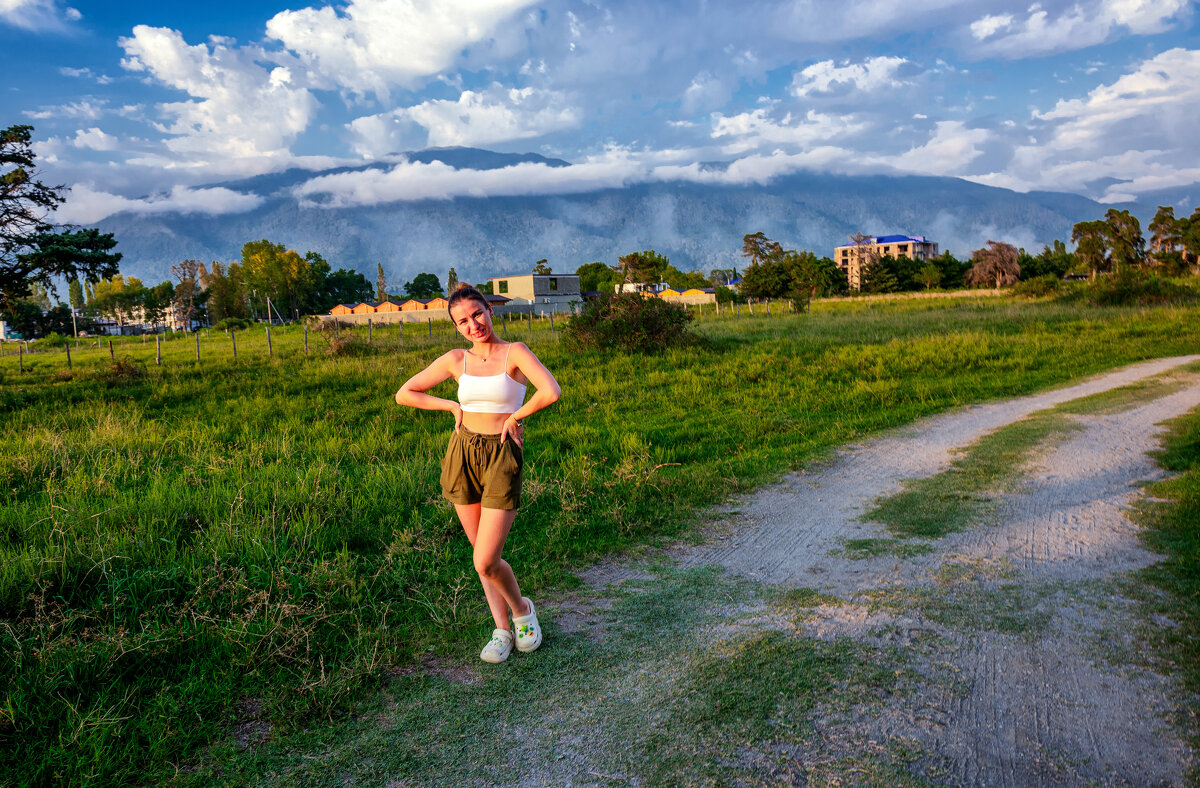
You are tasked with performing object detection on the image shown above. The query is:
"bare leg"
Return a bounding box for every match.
[454,504,529,630]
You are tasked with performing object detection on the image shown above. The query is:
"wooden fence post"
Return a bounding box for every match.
[19,343,23,372]
[156,335,161,366]
[109,339,114,359]
[231,330,237,359]
[549,312,554,331]
[304,324,309,354]
[399,321,403,340]
[64,341,72,370]
[427,317,432,338]
[195,332,200,361]
[266,325,272,356]
[368,318,373,343]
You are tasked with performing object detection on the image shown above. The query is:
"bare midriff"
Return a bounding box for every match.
[461,411,512,434]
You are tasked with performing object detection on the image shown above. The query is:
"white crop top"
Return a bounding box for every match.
[458,344,527,414]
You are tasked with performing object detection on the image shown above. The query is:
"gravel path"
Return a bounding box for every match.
[661,354,1200,786]
[674,354,1200,591]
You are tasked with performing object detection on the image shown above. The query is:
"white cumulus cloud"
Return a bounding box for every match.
[791,56,913,97]
[889,121,991,175]
[347,86,579,156]
[965,0,1191,58]
[0,0,79,30]
[711,108,865,155]
[265,0,536,101]
[71,128,118,151]
[119,25,318,159]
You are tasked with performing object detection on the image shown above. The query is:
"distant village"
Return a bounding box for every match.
[323,234,939,325]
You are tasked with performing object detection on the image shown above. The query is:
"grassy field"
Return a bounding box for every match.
[1131,406,1200,775]
[2,295,1200,785]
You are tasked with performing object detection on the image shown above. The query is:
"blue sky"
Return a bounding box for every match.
[3,0,1198,225]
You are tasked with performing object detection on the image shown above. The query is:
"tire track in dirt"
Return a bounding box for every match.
[673,354,1200,592]
[665,355,1200,786]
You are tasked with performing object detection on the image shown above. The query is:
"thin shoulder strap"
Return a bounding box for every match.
[504,343,512,368]
[462,350,468,377]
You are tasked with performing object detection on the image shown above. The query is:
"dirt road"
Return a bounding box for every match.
[656,354,1199,786]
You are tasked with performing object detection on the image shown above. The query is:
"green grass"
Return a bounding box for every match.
[1129,405,1200,777]
[1,296,1200,784]
[833,537,937,559]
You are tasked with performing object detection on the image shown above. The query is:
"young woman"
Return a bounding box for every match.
[395,284,561,663]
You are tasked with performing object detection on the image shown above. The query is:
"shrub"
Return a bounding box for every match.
[1067,273,1198,307]
[32,332,66,350]
[562,293,697,352]
[98,355,146,385]
[214,317,251,331]
[1013,274,1066,299]
[322,333,376,357]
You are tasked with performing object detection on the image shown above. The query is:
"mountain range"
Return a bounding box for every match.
[93,148,1178,287]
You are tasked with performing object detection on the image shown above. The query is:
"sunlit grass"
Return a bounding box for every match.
[1,296,1199,784]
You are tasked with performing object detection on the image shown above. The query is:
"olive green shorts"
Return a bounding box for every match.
[439,427,523,510]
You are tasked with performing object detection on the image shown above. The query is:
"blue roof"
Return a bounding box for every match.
[874,235,927,243]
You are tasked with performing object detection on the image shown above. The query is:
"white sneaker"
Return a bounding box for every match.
[513,597,543,653]
[480,628,513,663]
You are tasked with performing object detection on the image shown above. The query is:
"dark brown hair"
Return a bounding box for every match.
[447,282,490,313]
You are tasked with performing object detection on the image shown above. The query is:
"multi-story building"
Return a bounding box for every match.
[489,273,582,314]
[834,235,939,290]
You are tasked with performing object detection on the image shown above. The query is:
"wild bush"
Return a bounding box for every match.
[1013,274,1067,298]
[323,332,376,357]
[32,331,66,349]
[98,354,146,385]
[1070,273,1198,307]
[213,317,251,331]
[562,293,697,352]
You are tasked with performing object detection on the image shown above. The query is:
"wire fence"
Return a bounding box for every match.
[0,299,794,376]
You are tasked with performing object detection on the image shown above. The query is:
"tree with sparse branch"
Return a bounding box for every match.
[847,231,876,291]
[376,263,387,302]
[532,259,552,275]
[742,232,782,267]
[964,241,1021,289]
[1,124,121,308]
[68,278,84,309]
[446,266,458,292]
[171,259,205,330]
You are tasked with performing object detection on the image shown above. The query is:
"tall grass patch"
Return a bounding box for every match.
[1132,406,1200,771]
